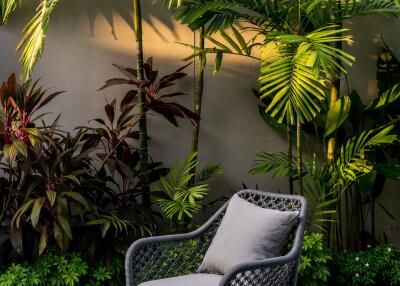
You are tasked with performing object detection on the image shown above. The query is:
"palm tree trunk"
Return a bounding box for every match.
[371,193,375,246]
[191,26,205,155]
[134,0,151,207]
[287,124,294,194]
[327,81,339,163]
[296,119,303,195]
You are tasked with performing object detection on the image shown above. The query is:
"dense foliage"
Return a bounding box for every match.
[0,68,219,265]
[298,233,332,286]
[330,244,400,286]
[0,250,124,286]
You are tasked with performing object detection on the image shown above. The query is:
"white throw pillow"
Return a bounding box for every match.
[198,194,298,274]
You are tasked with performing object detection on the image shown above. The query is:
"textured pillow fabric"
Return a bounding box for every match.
[138,274,222,286]
[198,194,299,274]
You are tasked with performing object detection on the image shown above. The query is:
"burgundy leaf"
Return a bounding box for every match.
[146,57,153,69]
[122,146,132,164]
[37,91,64,110]
[82,134,101,152]
[126,131,140,140]
[121,90,138,110]
[152,101,199,126]
[105,99,116,125]
[157,80,176,90]
[175,62,192,73]
[90,118,107,127]
[112,64,138,80]
[158,92,186,99]
[130,150,140,168]
[98,78,136,91]
[138,80,151,89]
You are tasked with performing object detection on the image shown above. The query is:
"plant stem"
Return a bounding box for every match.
[134,0,151,207]
[296,118,303,195]
[287,124,294,194]
[371,192,375,246]
[191,26,205,156]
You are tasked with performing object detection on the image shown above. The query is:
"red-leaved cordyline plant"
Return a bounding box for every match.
[0,73,63,162]
[99,57,198,127]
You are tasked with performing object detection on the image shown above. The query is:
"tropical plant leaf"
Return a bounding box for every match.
[365,83,400,110]
[324,95,351,137]
[30,198,44,228]
[250,152,297,178]
[336,125,397,182]
[259,26,354,124]
[377,163,400,182]
[17,0,59,81]
[195,164,223,184]
[0,0,21,25]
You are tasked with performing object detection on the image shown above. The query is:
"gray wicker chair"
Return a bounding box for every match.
[125,189,308,286]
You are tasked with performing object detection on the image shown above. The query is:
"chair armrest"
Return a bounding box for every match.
[125,203,228,286]
[219,252,300,286]
[125,232,205,286]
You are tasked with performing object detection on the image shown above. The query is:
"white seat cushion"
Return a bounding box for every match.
[138,274,223,286]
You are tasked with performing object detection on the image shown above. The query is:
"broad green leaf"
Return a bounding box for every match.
[358,170,378,193]
[214,51,223,74]
[377,164,400,182]
[324,95,351,137]
[12,199,36,229]
[46,190,57,206]
[62,192,89,209]
[57,215,72,240]
[13,139,28,157]
[38,224,48,255]
[3,143,18,163]
[53,221,64,250]
[63,175,80,185]
[30,198,44,228]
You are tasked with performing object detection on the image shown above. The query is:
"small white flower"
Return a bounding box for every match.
[355,257,359,261]
[356,273,360,277]
[388,248,392,252]
[365,263,369,267]
[367,244,371,248]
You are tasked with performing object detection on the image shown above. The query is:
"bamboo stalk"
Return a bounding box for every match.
[288,124,294,194]
[134,0,151,206]
[296,119,303,195]
[191,26,205,156]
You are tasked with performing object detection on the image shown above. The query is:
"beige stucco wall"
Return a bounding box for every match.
[0,1,399,243]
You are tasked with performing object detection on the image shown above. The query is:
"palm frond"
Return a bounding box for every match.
[180,26,260,73]
[155,152,221,222]
[365,83,400,110]
[0,0,21,25]
[250,152,297,178]
[336,125,397,182]
[88,212,151,237]
[152,0,181,10]
[161,152,197,192]
[304,176,337,232]
[259,26,354,124]
[337,0,400,19]
[195,164,223,184]
[17,0,59,81]
[174,0,288,35]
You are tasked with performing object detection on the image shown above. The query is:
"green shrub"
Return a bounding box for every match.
[298,232,332,286]
[331,244,400,286]
[0,251,123,286]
